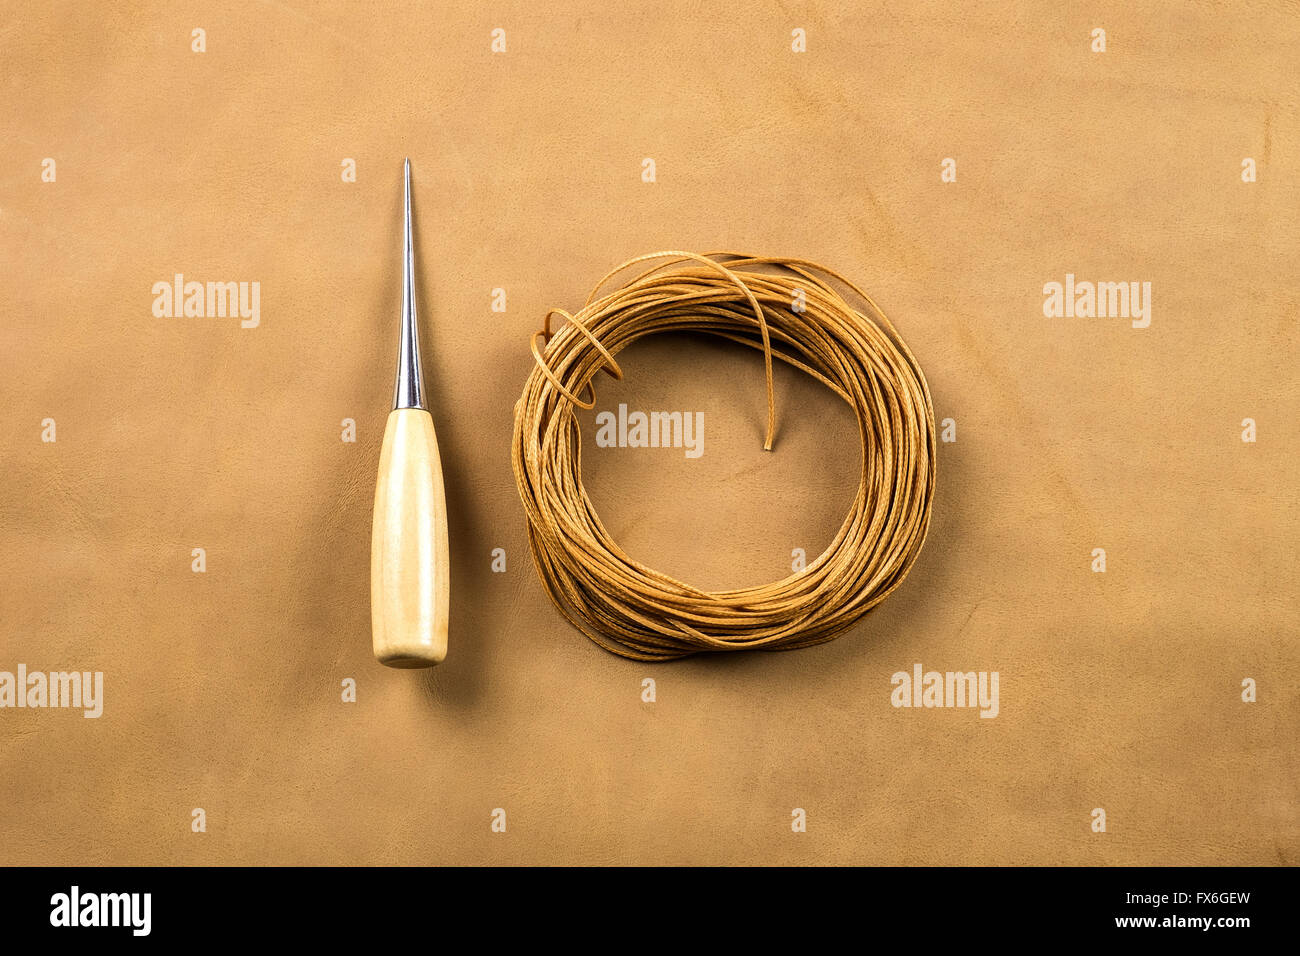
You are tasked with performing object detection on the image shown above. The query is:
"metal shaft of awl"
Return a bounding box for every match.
[393,158,426,411]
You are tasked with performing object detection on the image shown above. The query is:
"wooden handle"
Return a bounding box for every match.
[371,407,449,667]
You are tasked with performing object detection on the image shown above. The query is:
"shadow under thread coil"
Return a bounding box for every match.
[511,251,936,661]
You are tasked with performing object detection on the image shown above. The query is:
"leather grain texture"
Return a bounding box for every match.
[1,0,1296,865]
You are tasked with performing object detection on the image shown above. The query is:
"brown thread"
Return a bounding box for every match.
[511,251,937,661]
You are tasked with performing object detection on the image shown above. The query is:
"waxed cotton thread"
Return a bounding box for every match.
[511,251,936,661]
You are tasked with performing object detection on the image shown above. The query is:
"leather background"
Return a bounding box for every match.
[1,0,1296,865]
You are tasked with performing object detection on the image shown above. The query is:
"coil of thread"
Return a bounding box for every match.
[512,251,936,661]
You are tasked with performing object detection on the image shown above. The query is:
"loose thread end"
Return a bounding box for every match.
[763,388,776,452]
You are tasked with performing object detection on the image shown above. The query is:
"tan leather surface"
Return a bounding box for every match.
[1,1,1296,865]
